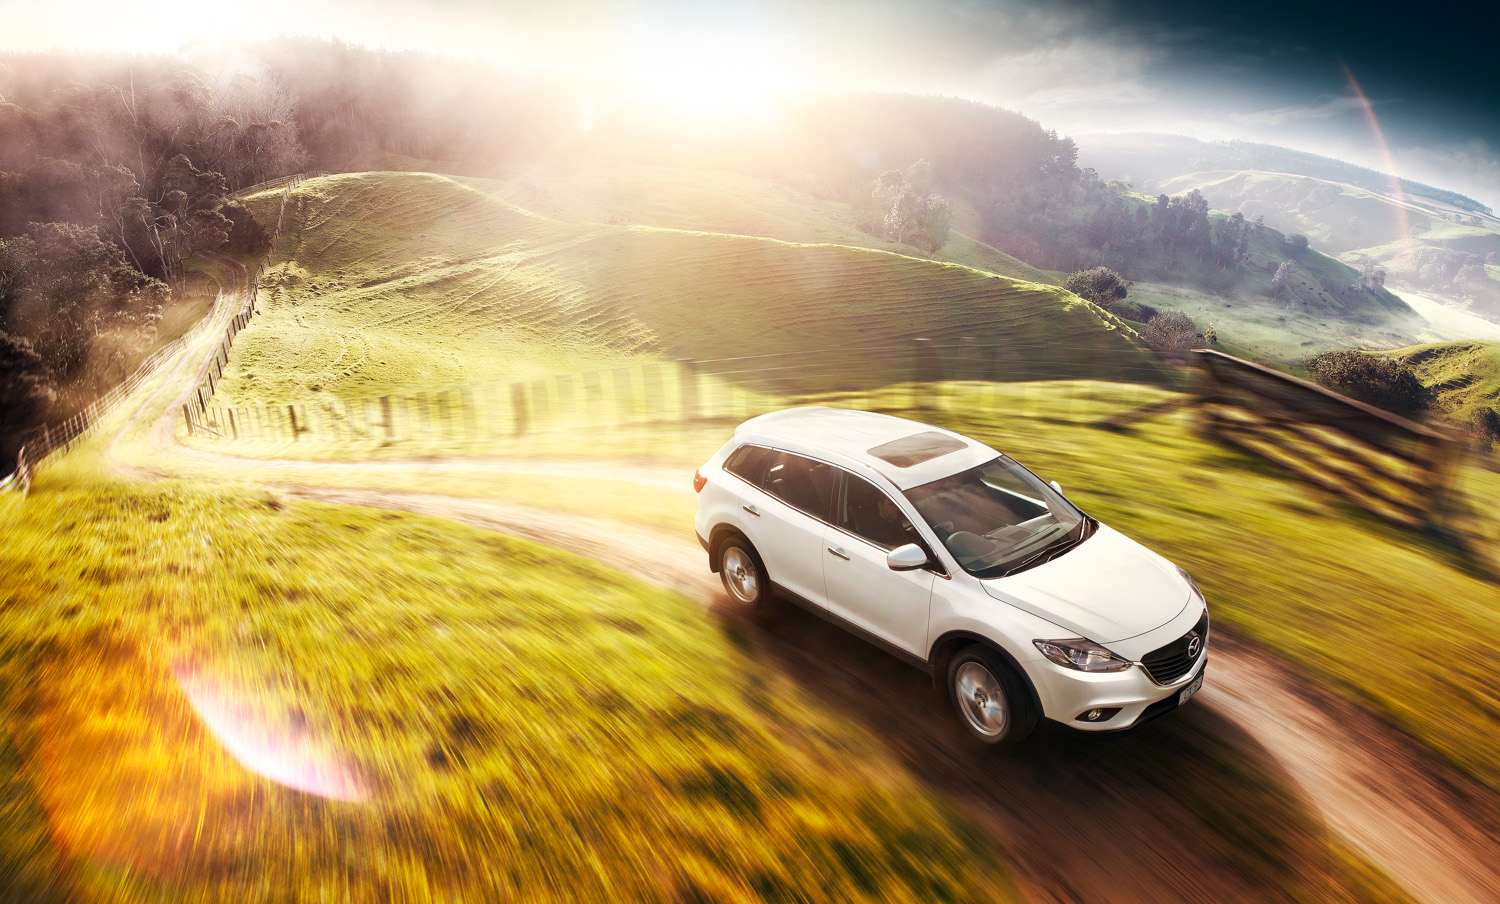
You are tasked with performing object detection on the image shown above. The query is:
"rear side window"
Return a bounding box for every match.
[726,444,835,521]
[725,444,774,481]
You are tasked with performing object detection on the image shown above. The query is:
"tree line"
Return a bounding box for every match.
[0,52,291,467]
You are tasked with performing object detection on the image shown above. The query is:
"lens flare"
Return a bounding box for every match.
[1343,64,1414,251]
[174,664,366,802]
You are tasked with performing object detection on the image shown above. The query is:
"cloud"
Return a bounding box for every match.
[1229,96,1368,127]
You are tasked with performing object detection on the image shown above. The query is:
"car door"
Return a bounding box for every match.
[822,470,936,656]
[731,447,836,607]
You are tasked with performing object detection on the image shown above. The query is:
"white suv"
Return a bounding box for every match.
[693,408,1207,747]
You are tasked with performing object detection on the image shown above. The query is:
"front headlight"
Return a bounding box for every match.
[1175,564,1204,601]
[1033,639,1133,672]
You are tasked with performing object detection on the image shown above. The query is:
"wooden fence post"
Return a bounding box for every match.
[183,405,195,436]
[460,388,476,438]
[511,383,529,436]
[380,396,394,440]
[613,368,634,422]
[680,361,700,421]
[437,391,452,437]
[583,372,602,426]
[958,336,981,382]
[911,338,939,408]
[288,404,300,441]
[229,409,238,439]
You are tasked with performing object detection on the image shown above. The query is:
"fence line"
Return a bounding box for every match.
[178,337,1182,450]
[1194,350,1461,529]
[4,172,323,496]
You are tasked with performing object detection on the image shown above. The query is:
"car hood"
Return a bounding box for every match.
[980,524,1190,644]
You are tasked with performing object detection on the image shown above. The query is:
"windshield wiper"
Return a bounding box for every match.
[995,517,1095,578]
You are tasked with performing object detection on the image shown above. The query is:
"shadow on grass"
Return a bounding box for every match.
[710,595,1412,904]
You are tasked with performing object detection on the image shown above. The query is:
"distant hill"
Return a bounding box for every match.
[1079,133,1495,216]
[1156,171,1500,321]
[486,164,1056,284]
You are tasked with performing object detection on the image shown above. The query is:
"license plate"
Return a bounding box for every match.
[1179,671,1204,706]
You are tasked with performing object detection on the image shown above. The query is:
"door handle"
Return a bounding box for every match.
[742,504,760,516]
[827,546,850,560]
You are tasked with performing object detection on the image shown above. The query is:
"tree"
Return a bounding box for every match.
[912,194,952,256]
[873,170,906,240]
[1284,233,1310,253]
[1064,267,1128,309]
[1140,311,1201,357]
[885,187,921,250]
[1470,407,1500,451]
[0,330,55,471]
[1272,260,1296,297]
[1304,350,1432,420]
[1360,262,1387,292]
[2,223,166,381]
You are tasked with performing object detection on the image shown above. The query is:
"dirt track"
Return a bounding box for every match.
[102,260,1500,904]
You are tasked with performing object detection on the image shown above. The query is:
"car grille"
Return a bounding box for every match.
[1140,612,1209,685]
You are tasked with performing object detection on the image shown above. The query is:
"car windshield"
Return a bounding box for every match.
[903,456,1088,578]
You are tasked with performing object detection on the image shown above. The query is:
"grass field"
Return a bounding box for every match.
[0,454,1025,904]
[220,172,1151,410]
[2,376,1435,904]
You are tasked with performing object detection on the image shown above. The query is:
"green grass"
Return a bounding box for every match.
[1126,280,1421,362]
[221,172,1152,409]
[0,461,1020,904]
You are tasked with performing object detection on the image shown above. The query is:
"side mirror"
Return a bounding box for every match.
[1049,480,1063,493]
[886,543,929,571]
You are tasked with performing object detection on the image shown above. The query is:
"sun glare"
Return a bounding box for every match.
[615,26,789,117]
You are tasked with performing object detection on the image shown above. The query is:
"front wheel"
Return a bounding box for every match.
[718,538,769,610]
[948,646,1035,747]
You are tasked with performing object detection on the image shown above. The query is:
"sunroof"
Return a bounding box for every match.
[868,432,968,468]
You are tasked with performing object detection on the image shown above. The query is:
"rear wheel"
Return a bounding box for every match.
[947,645,1035,747]
[718,538,769,610]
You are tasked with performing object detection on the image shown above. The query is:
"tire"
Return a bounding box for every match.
[718,538,770,610]
[947,645,1035,747]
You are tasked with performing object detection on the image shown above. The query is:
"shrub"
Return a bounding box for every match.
[1304,351,1432,420]
[1140,311,1201,355]
[1064,267,1128,307]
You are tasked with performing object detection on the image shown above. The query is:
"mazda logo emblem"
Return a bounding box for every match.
[1187,635,1202,658]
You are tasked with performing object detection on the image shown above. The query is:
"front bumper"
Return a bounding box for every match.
[1031,654,1206,732]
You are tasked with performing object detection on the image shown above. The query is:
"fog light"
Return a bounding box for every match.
[1075,707,1121,723]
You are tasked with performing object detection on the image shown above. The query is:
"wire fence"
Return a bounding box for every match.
[3,174,314,496]
[181,337,1188,451]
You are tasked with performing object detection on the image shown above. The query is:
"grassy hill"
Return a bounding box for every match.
[1387,341,1500,424]
[224,171,1154,408]
[487,164,1055,283]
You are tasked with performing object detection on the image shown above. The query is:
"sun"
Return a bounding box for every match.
[614,25,790,118]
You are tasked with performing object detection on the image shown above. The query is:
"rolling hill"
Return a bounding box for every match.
[1154,170,1500,321]
[224,171,1157,407]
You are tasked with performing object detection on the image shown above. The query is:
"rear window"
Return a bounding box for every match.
[868,432,968,468]
[725,444,835,520]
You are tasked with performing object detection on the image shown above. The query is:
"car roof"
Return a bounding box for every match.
[732,407,999,491]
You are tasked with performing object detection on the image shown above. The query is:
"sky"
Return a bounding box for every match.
[4,0,1498,209]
